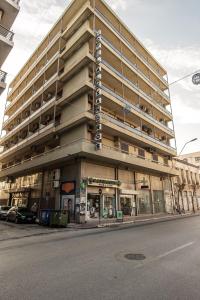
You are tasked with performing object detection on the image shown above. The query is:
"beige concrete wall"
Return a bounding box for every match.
[82,162,115,179]
[62,67,89,99]
[150,175,163,190]
[118,169,134,184]
[60,124,87,146]
[60,94,88,124]
[64,42,89,74]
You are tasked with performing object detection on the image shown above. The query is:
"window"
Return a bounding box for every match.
[195,157,200,162]
[121,142,129,153]
[138,148,145,158]
[152,154,158,162]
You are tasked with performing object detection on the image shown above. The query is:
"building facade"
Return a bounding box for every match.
[0,0,178,223]
[0,0,20,95]
[172,158,200,213]
[179,152,200,168]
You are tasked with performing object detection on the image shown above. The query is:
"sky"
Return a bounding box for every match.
[1,0,200,155]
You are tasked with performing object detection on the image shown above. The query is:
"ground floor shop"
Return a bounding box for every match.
[1,159,200,224]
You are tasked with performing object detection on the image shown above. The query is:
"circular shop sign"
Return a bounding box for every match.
[192,73,200,85]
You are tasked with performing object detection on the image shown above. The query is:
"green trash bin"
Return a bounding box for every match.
[50,210,68,228]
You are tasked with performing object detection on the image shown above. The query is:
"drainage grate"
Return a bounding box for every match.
[124,253,146,261]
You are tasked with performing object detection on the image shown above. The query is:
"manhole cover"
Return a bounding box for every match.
[124,253,146,261]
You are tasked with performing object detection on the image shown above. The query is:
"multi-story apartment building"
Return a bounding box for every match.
[0,0,20,95]
[0,0,178,223]
[172,158,200,213]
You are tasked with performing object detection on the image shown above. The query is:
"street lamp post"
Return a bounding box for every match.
[175,138,198,214]
[178,138,198,157]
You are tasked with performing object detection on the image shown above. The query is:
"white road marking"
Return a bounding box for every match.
[158,242,194,259]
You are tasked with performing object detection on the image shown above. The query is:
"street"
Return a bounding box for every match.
[1,216,200,300]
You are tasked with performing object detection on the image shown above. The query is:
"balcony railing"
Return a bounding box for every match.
[101,59,172,117]
[0,70,7,83]
[102,112,176,152]
[95,8,168,85]
[101,35,169,100]
[101,84,174,136]
[0,138,173,173]
[0,24,14,42]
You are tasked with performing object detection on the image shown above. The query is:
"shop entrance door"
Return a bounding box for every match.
[61,195,75,223]
[120,196,135,216]
[103,195,116,218]
[87,194,100,220]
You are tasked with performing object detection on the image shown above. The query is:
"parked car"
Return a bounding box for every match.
[6,207,36,223]
[0,206,11,220]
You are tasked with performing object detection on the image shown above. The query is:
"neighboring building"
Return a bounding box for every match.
[0,0,20,203]
[0,0,20,95]
[172,158,200,213]
[0,0,178,222]
[179,152,200,168]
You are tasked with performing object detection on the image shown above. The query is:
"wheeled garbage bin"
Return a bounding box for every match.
[50,210,68,228]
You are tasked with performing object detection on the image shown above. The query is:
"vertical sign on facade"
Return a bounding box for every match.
[95,30,102,151]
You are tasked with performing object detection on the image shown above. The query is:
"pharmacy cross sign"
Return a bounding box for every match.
[192,73,200,85]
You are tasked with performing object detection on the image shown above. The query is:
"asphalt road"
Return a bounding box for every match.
[1,216,200,300]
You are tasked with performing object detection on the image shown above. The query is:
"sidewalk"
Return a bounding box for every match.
[0,212,199,242]
[67,212,200,229]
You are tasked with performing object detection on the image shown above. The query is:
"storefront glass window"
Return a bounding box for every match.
[120,197,132,216]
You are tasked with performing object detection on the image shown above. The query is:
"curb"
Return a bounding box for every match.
[97,213,200,228]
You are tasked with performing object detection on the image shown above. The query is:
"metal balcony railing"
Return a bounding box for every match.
[0,24,14,41]
[95,9,168,86]
[0,70,7,83]
[101,84,174,136]
[101,36,169,100]
[101,59,172,117]
[102,112,176,152]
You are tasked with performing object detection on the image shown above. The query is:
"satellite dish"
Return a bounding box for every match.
[192,73,200,85]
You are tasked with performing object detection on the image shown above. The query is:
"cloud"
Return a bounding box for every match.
[106,0,128,11]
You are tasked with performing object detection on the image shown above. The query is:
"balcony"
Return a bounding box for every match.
[0,24,14,66]
[101,59,172,118]
[95,8,168,86]
[101,35,169,97]
[1,96,56,142]
[0,138,178,179]
[1,0,20,29]
[101,112,176,155]
[5,72,58,115]
[0,70,7,94]
[101,84,174,137]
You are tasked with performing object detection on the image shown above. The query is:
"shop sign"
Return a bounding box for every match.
[120,189,140,195]
[94,30,102,151]
[87,177,121,188]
